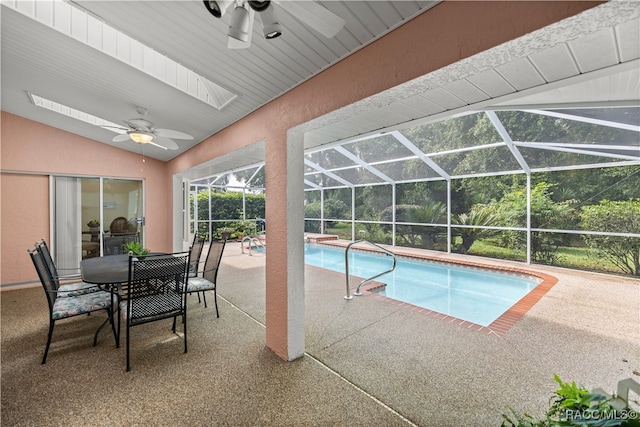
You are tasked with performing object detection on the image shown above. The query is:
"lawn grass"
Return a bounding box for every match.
[470,239,623,274]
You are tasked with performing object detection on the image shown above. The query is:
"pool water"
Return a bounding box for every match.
[304,244,541,327]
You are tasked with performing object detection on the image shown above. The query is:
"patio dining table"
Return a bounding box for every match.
[81,252,174,347]
[81,254,130,286]
[81,254,131,347]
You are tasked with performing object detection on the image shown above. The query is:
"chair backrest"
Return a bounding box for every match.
[109,217,128,234]
[103,233,140,255]
[35,239,60,289]
[126,252,190,324]
[188,232,205,276]
[202,240,226,284]
[28,248,57,312]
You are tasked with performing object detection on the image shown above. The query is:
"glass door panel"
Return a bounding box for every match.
[53,176,143,271]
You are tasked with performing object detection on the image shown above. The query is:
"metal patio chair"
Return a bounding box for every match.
[36,238,100,297]
[28,247,114,364]
[187,239,226,317]
[122,252,190,371]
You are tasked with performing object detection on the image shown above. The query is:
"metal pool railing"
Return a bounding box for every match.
[344,240,397,300]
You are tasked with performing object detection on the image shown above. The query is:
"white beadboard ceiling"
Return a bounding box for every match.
[1,1,639,165]
[1,0,438,161]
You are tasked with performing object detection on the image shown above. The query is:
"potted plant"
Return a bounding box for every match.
[123,241,149,259]
[218,227,233,241]
[234,219,257,241]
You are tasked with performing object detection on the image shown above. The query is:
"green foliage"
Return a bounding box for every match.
[486,182,577,264]
[580,199,640,276]
[502,374,640,427]
[323,198,349,219]
[193,191,265,222]
[233,219,257,237]
[408,203,447,249]
[451,207,499,253]
[305,201,322,219]
[123,241,149,257]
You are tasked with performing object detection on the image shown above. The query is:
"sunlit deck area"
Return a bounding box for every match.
[2,241,638,426]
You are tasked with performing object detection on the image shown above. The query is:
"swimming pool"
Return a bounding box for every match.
[304,244,542,327]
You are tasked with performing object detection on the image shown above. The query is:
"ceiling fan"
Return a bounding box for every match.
[203,0,346,49]
[104,107,194,150]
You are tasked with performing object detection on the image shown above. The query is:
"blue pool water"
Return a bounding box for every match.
[304,244,541,326]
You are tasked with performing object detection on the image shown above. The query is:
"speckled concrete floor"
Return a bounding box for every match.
[2,242,638,426]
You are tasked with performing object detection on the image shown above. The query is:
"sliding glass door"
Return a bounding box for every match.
[52,176,143,271]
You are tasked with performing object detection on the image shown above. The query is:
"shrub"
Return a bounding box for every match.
[580,199,640,276]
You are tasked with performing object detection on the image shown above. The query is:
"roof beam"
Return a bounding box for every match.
[333,146,396,185]
[486,111,531,175]
[390,131,451,180]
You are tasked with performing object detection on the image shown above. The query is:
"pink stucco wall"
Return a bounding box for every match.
[1,112,169,284]
[1,1,599,358]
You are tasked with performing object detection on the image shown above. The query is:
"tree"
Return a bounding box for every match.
[408,203,447,249]
[580,199,640,276]
[451,207,499,254]
[487,182,577,264]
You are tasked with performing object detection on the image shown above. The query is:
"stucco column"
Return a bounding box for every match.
[264,127,305,360]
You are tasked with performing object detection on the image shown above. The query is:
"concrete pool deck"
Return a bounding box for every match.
[2,241,638,426]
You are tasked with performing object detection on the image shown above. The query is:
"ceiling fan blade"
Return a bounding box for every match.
[276,1,345,38]
[150,136,179,150]
[124,118,154,131]
[112,134,131,142]
[228,7,254,49]
[154,128,194,140]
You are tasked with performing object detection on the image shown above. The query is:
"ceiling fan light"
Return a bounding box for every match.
[128,131,154,144]
[228,3,250,42]
[261,4,282,39]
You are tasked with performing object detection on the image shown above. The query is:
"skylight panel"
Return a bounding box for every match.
[7,0,236,110]
[28,92,125,132]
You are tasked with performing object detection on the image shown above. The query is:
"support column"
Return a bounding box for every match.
[264,129,305,360]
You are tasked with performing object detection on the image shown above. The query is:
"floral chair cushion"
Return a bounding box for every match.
[58,281,100,297]
[187,278,214,293]
[51,291,112,320]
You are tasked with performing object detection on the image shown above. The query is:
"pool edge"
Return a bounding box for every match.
[317,240,559,337]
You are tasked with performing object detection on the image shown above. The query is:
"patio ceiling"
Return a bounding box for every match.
[190,2,640,188]
[1,0,439,161]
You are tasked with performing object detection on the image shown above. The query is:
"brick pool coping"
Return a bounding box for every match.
[316,240,559,337]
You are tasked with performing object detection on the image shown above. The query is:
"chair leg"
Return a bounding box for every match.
[126,321,131,372]
[41,320,55,364]
[201,291,208,308]
[213,289,219,318]
[183,313,187,354]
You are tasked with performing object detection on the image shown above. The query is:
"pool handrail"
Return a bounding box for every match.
[241,236,265,256]
[344,240,397,300]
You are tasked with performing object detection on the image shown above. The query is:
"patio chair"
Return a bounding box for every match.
[188,232,205,278]
[28,248,114,364]
[36,239,100,297]
[187,240,226,317]
[123,252,190,371]
[103,233,140,255]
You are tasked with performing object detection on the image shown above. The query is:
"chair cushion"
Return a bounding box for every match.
[52,291,111,320]
[187,278,215,293]
[58,282,100,297]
